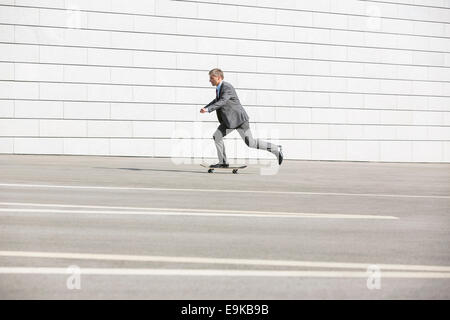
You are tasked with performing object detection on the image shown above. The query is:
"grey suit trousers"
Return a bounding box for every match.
[213,121,279,164]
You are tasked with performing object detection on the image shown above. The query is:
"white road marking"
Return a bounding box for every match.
[0,208,397,220]
[0,202,398,220]
[0,183,448,199]
[0,251,449,272]
[0,267,449,278]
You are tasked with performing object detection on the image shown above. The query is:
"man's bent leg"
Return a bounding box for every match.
[236,121,279,156]
[213,124,232,164]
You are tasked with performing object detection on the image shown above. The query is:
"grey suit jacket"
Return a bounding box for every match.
[205,81,249,129]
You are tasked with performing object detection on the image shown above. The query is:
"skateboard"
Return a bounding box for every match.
[201,163,247,174]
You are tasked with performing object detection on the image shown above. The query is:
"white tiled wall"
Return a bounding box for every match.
[0,0,449,162]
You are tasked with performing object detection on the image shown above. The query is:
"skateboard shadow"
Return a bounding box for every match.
[93,167,208,174]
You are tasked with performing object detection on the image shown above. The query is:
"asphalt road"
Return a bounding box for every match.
[0,154,449,299]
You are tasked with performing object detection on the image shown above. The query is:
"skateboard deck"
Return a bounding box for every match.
[201,163,247,174]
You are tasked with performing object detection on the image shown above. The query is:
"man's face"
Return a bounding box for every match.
[209,75,222,87]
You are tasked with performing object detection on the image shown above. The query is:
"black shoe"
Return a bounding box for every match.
[277,146,283,165]
[210,163,229,168]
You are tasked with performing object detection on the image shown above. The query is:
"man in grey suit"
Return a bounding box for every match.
[200,68,283,168]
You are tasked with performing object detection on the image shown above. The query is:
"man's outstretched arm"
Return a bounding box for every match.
[200,98,216,113]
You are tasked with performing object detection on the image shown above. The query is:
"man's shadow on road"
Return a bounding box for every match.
[92,166,209,174]
[93,167,249,175]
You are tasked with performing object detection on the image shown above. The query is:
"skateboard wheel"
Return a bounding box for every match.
[208,169,214,173]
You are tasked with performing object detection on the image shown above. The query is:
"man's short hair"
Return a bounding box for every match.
[209,68,224,79]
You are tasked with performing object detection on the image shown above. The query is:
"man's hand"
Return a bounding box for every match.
[200,108,208,113]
